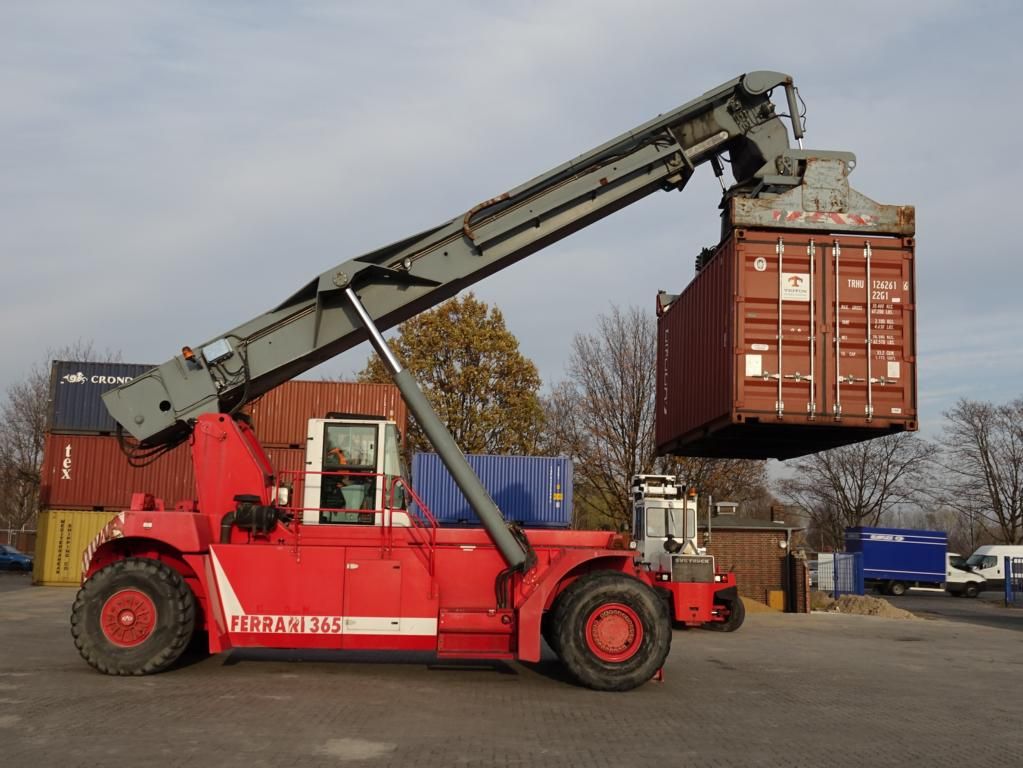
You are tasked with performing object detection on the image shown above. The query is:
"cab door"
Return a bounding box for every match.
[302,419,382,525]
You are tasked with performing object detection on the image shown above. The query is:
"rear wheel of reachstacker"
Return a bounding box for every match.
[703,595,745,632]
[552,571,670,692]
[71,558,195,675]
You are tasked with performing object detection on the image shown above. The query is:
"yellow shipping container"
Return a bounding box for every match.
[34,510,115,586]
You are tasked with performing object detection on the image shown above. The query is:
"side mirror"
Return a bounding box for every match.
[275,486,291,507]
[663,534,683,554]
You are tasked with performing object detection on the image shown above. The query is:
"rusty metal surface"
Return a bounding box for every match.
[656,228,917,460]
[728,158,915,236]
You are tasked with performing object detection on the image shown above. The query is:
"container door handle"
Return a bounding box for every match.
[864,242,874,420]
[833,240,842,420]
[776,237,784,417]
[808,239,817,419]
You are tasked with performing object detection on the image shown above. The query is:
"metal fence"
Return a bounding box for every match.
[814,552,865,598]
[1,528,36,553]
[1004,557,1023,606]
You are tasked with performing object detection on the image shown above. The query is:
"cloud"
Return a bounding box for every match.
[2,0,1021,438]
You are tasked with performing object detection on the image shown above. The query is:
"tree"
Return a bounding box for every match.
[542,305,768,530]
[778,433,931,551]
[0,341,119,532]
[359,293,543,457]
[541,307,656,530]
[661,456,770,510]
[938,398,1023,544]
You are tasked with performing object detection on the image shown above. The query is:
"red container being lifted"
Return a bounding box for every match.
[656,228,917,460]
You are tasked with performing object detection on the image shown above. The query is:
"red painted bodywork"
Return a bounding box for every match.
[84,414,737,662]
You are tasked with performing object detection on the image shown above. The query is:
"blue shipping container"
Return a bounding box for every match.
[411,453,573,528]
[48,361,153,434]
[845,526,947,582]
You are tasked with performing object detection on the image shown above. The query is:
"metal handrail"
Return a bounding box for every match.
[270,468,440,577]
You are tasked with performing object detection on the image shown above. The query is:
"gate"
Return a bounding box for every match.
[1004,557,1023,606]
[814,552,864,597]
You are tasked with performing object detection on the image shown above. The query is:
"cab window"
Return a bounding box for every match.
[645,507,682,539]
[966,554,998,570]
[320,423,377,522]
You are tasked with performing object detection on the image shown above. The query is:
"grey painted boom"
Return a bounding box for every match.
[104,70,815,446]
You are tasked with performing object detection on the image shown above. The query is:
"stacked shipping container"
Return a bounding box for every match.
[35,362,407,584]
[411,453,573,528]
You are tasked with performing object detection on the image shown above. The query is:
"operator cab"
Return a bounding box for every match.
[631,475,700,564]
[631,474,716,582]
[301,415,409,526]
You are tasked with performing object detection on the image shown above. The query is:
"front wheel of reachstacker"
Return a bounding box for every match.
[702,596,746,632]
[552,571,670,692]
[71,558,195,675]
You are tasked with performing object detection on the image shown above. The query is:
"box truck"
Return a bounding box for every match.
[845,527,985,597]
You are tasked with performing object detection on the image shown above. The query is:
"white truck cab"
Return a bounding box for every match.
[962,545,1023,591]
[630,475,709,577]
[944,552,985,597]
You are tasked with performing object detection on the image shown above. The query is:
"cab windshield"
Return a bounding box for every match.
[966,554,998,569]
[645,507,683,539]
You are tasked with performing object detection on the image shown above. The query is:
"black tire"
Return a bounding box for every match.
[888,581,908,597]
[70,558,195,675]
[964,583,981,599]
[552,571,670,692]
[703,596,746,632]
[541,610,560,657]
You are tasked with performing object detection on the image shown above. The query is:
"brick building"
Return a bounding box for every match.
[699,517,809,613]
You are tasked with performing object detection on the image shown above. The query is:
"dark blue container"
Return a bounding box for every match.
[845,526,947,582]
[48,361,153,434]
[411,453,573,528]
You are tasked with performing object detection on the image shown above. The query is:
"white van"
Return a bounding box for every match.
[944,552,986,598]
[963,545,1023,590]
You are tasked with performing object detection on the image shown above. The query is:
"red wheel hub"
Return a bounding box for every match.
[100,589,157,647]
[585,602,644,662]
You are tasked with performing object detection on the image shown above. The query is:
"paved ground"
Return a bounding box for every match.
[2,572,1022,767]
[892,587,1023,631]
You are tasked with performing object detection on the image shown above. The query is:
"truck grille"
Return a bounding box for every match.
[672,555,714,583]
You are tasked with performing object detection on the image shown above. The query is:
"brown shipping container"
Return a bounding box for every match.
[656,228,917,460]
[40,434,305,510]
[40,434,196,510]
[245,381,408,447]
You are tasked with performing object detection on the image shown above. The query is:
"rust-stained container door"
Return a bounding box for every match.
[734,230,916,428]
[736,235,819,420]
[824,234,916,425]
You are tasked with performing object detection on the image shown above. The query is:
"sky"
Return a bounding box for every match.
[3,1,1022,443]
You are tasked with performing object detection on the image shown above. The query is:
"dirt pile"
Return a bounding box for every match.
[740,597,777,613]
[811,592,917,620]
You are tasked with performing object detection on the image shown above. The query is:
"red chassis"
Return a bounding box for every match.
[78,414,738,688]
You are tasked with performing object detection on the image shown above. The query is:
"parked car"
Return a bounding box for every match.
[0,544,33,572]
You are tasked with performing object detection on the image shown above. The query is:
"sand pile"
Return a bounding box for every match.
[812,592,917,620]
